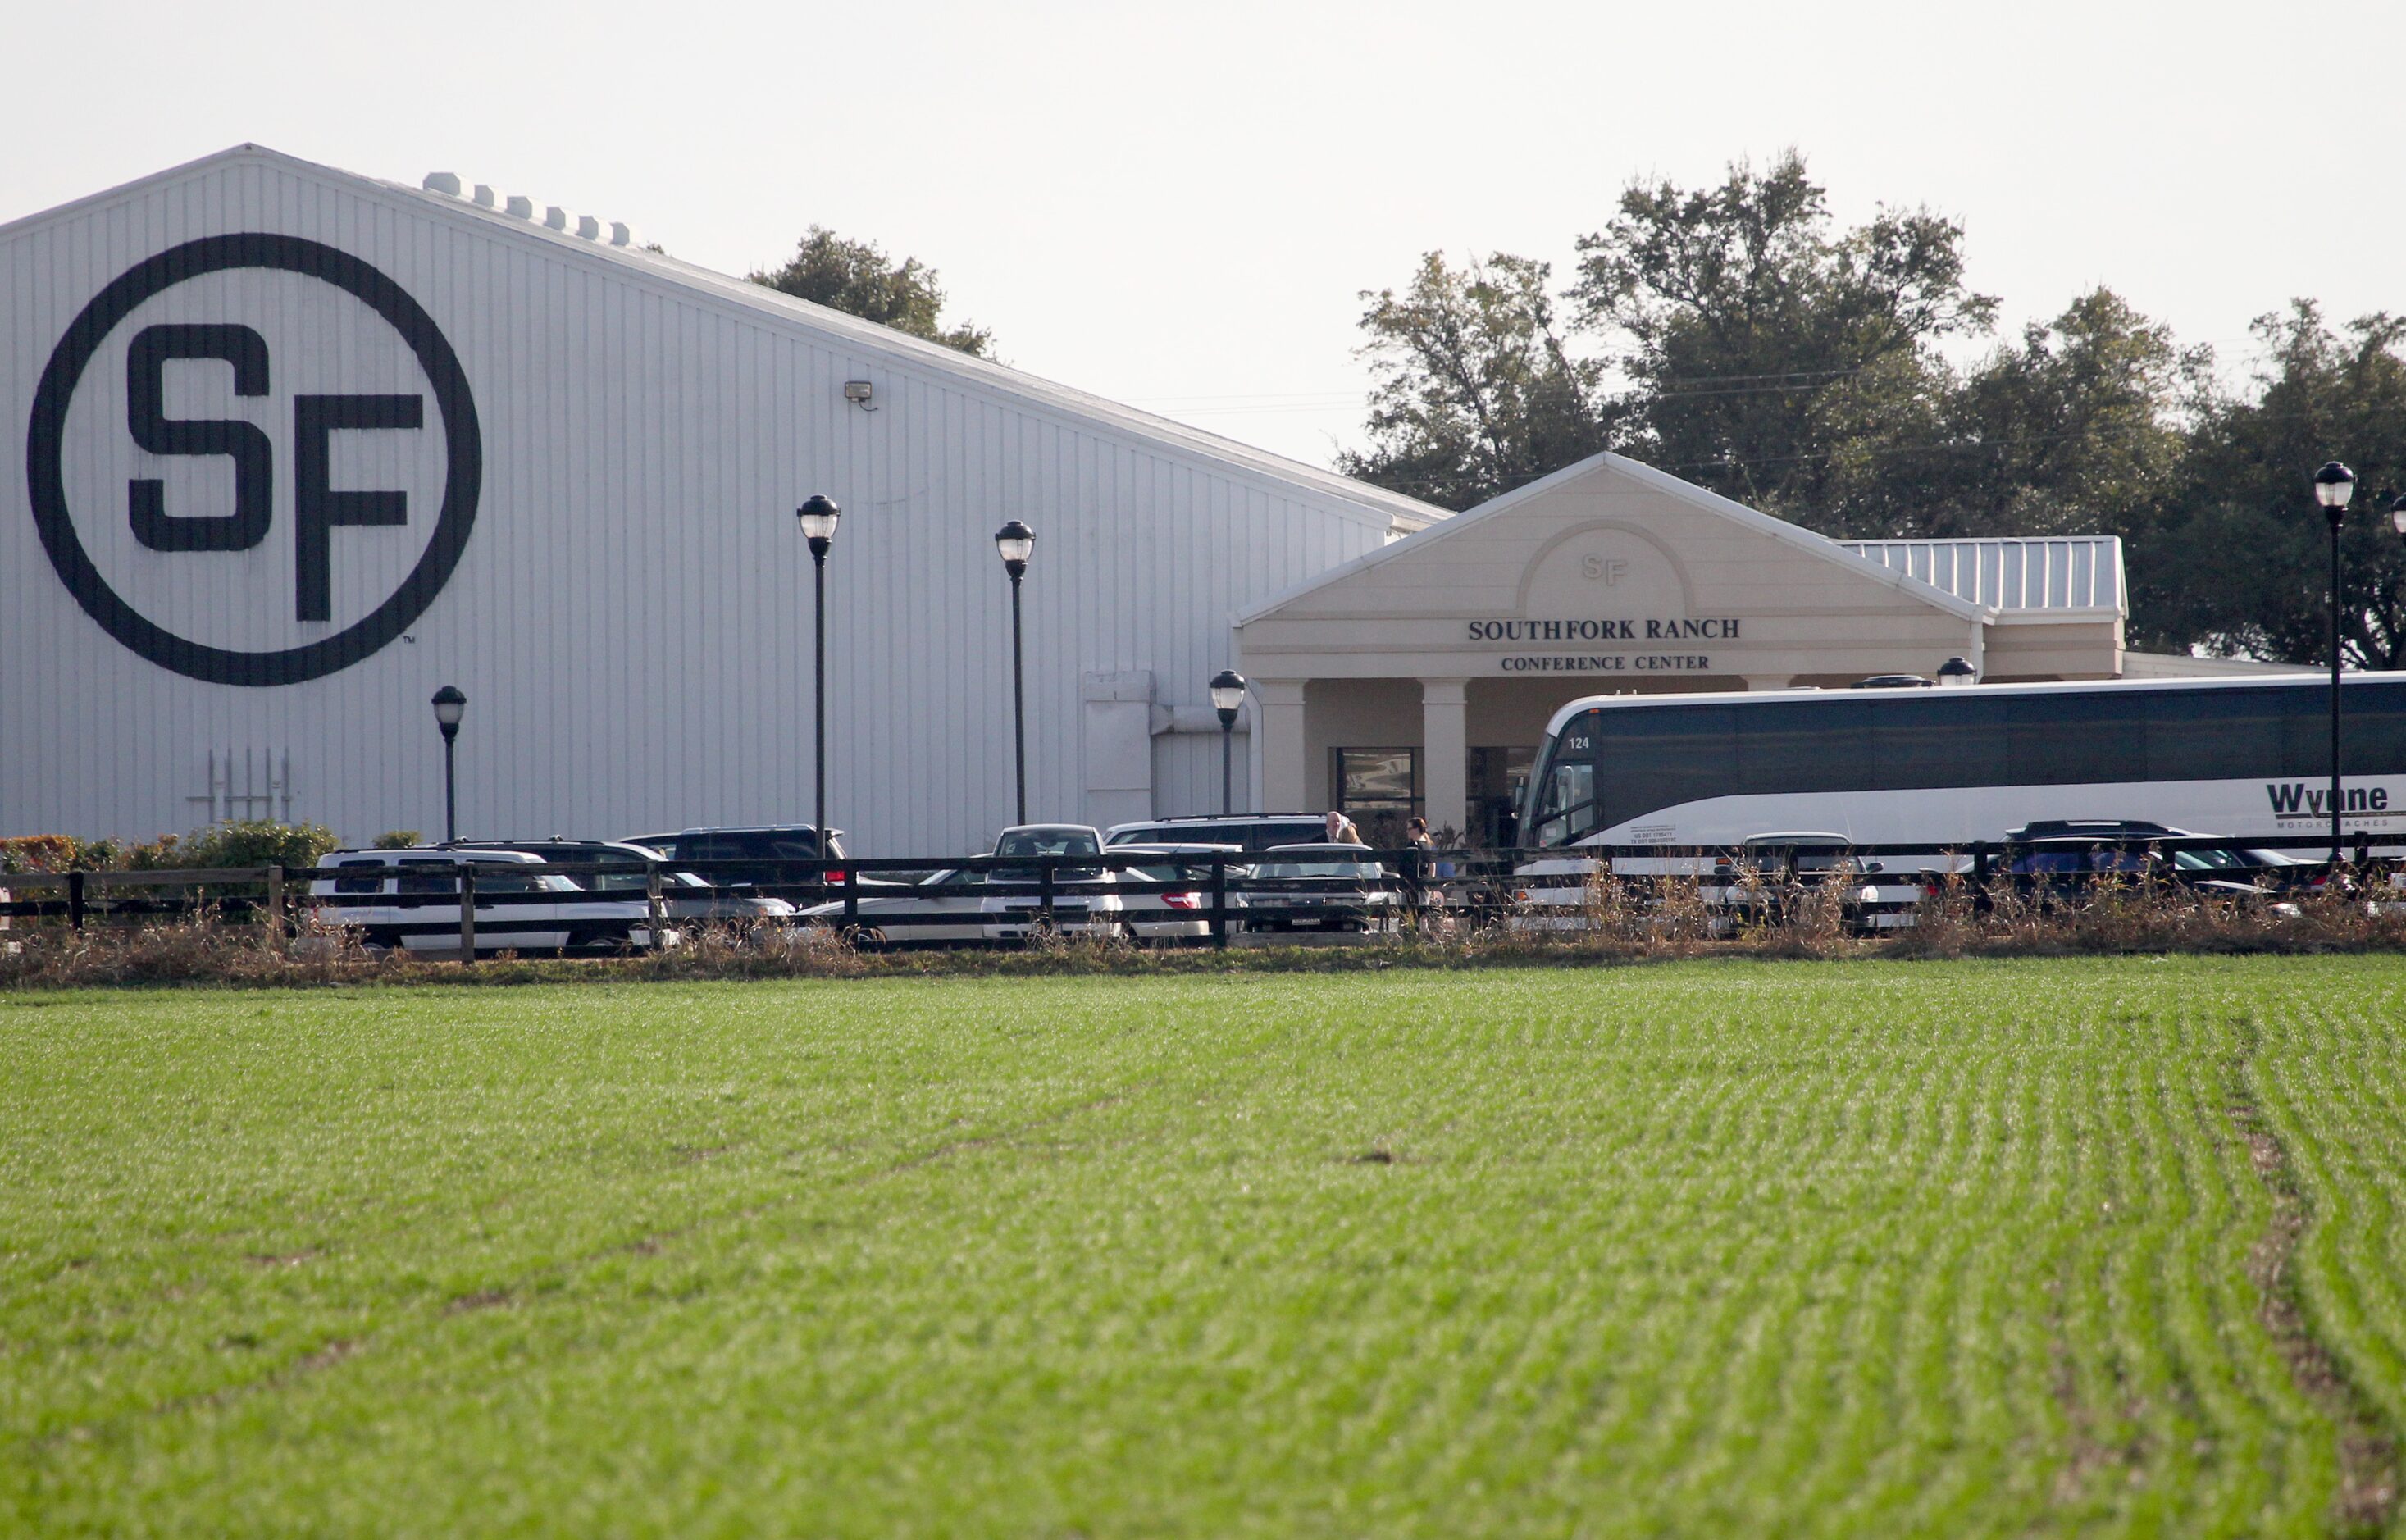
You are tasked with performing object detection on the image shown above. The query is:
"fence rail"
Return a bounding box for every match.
[2,834,2398,957]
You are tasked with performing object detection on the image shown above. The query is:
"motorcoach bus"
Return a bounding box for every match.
[1520,675,2406,852]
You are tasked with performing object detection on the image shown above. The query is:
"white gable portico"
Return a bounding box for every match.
[1233,453,2128,843]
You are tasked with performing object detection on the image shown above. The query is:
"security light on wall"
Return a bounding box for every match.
[844,380,876,410]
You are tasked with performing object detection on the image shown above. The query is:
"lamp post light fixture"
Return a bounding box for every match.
[1936,656,1977,688]
[2313,461,2356,865]
[430,685,466,843]
[1209,668,1247,814]
[994,520,1035,825]
[797,494,841,861]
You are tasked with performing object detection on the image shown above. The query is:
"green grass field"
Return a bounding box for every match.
[6,958,2405,1538]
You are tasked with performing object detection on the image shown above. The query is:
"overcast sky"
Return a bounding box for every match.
[7,0,2402,470]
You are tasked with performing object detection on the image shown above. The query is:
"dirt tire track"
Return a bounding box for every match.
[2225,1023,2401,1538]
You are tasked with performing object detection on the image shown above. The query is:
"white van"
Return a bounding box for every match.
[309,849,668,954]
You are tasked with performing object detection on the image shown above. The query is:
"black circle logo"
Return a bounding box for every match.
[25,233,481,686]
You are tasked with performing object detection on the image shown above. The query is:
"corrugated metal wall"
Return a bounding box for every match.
[1151,730,1251,822]
[0,152,1398,855]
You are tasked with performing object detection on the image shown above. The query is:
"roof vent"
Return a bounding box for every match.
[473,184,496,208]
[422,171,463,196]
[609,222,631,247]
[576,214,601,239]
[504,194,535,219]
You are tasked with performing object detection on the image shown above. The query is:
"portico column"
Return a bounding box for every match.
[1420,678,1469,840]
[1742,673,1794,691]
[1253,678,1309,813]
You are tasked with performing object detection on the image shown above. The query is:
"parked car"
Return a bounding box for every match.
[472,839,798,927]
[1108,843,1244,941]
[1710,832,1937,932]
[1245,843,1401,934]
[796,866,994,948]
[2003,819,2182,844]
[1105,814,1333,852]
[619,825,848,902]
[2005,830,2299,909]
[309,848,668,954]
[980,824,1123,941]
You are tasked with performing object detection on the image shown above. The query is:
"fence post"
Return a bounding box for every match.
[1401,845,1423,937]
[1038,856,1056,933]
[1972,841,1992,914]
[841,860,859,935]
[458,863,477,961]
[1211,854,1229,950]
[646,859,664,951]
[264,864,285,951]
[67,870,87,934]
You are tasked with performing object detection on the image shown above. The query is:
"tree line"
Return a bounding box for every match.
[752,157,2406,668]
[1334,151,2406,670]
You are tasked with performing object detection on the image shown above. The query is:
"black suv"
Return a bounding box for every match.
[620,826,848,900]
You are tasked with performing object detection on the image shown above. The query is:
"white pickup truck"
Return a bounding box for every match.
[309,848,669,954]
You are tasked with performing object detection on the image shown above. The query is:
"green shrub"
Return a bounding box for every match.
[0,836,87,873]
[372,830,422,849]
[176,820,341,869]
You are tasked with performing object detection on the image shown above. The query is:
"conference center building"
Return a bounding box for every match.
[0,146,2254,854]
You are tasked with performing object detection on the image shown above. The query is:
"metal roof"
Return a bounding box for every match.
[0,144,1450,540]
[1839,537,2126,613]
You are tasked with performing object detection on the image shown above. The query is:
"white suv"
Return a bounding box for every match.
[309,848,669,954]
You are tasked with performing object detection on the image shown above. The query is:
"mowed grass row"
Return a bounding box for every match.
[3,959,2404,1538]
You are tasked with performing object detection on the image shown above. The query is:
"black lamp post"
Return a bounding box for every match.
[994,519,1035,825]
[798,494,841,858]
[430,685,466,843]
[2313,461,2355,864]
[1210,669,1246,813]
[1936,655,1977,688]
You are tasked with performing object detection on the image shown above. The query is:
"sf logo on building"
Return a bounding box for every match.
[25,234,481,686]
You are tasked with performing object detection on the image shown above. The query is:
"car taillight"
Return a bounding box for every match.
[1163,891,1201,910]
[828,868,848,886]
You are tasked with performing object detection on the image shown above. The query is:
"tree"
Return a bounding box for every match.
[1337,252,1614,509]
[1570,150,1997,534]
[1824,289,2196,542]
[751,226,994,357]
[2139,303,2406,668]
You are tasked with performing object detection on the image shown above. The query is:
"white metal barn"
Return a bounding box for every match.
[0,145,1442,854]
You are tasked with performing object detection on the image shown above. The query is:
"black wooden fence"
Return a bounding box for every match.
[0,835,2395,958]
